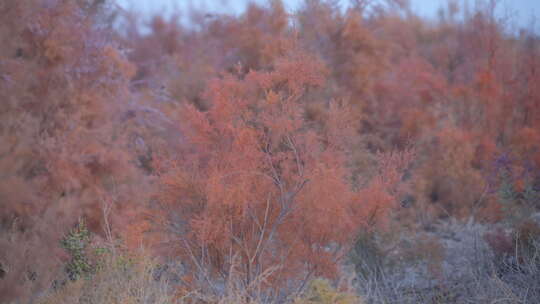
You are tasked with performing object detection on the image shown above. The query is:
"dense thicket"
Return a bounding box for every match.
[1,0,539,303]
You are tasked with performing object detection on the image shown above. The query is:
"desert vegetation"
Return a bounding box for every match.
[1,0,539,303]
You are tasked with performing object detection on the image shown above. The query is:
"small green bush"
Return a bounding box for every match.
[60,218,93,280]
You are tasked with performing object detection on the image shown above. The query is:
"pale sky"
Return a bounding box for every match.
[116,0,539,30]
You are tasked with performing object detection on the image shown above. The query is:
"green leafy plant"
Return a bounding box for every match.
[60,219,93,280]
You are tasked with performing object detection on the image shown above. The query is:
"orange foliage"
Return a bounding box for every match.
[0,1,146,301]
[155,50,409,294]
[2,0,540,301]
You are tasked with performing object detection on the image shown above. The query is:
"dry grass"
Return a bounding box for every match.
[352,218,540,304]
[37,246,172,304]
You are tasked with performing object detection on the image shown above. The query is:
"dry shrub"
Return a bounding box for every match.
[516,220,540,263]
[485,220,540,277]
[404,235,445,280]
[0,218,66,304]
[154,47,413,298]
[293,278,362,304]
